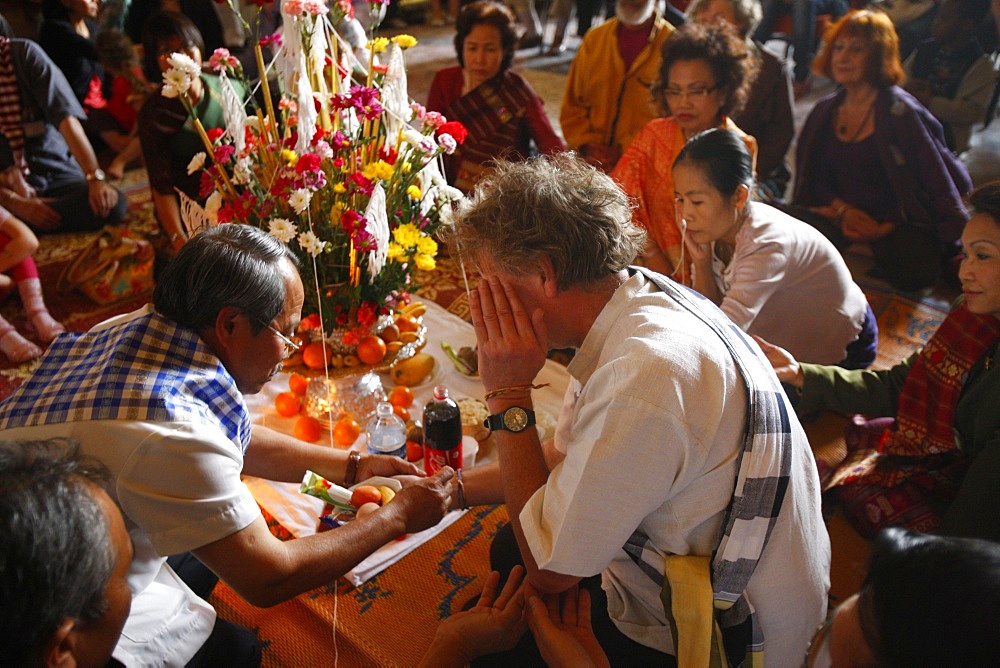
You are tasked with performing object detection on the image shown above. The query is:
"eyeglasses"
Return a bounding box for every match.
[664,85,718,101]
[267,324,301,359]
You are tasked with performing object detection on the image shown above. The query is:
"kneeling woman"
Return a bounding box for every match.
[676,128,877,367]
[426,0,565,193]
[757,180,1000,542]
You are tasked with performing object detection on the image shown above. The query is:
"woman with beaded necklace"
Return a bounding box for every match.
[788,10,971,291]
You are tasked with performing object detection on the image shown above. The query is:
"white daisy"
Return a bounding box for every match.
[166,52,200,79]
[297,230,325,257]
[269,217,297,243]
[289,188,312,214]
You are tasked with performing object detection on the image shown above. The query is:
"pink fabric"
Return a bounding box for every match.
[0,220,39,282]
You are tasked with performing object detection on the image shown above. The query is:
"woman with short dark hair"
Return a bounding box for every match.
[426,0,565,193]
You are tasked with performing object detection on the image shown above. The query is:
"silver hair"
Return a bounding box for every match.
[445,154,646,291]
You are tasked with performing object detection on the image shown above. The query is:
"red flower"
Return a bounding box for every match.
[296,153,322,174]
[437,121,468,144]
[299,313,322,331]
[206,127,225,142]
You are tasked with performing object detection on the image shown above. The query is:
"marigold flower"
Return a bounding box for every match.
[392,34,417,49]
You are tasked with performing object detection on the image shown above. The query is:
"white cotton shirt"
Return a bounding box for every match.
[3,418,261,667]
[520,272,831,665]
[709,201,870,365]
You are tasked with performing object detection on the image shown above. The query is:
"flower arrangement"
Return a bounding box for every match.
[163,0,466,342]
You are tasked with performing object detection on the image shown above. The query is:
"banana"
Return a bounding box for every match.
[401,302,426,318]
[376,485,396,505]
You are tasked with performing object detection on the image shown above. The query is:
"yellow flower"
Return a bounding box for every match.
[406,185,422,200]
[333,182,347,194]
[400,162,412,175]
[368,37,390,53]
[393,223,420,248]
[362,160,395,182]
[280,149,298,166]
[387,243,406,261]
[416,236,438,255]
[392,34,417,49]
[414,253,436,271]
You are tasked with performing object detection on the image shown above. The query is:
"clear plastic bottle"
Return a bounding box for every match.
[423,385,462,475]
[366,402,407,458]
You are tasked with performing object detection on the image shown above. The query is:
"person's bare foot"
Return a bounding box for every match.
[25,308,65,343]
[0,325,43,362]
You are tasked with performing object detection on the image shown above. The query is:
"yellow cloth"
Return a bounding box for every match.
[662,554,726,667]
[559,14,673,154]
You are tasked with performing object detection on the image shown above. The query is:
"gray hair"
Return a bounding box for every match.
[445,154,645,290]
[154,224,300,334]
[686,0,763,37]
[0,439,116,664]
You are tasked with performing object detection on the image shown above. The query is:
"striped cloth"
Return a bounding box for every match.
[627,267,793,668]
[0,309,251,450]
[0,37,27,176]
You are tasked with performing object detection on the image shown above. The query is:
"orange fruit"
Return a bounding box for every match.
[293,415,324,443]
[288,372,309,396]
[387,385,414,408]
[356,335,387,366]
[302,341,333,370]
[333,416,362,446]
[350,485,382,508]
[393,405,410,422]
[405,440,423,462]
[274,391,301,417]
[394,315,419,333]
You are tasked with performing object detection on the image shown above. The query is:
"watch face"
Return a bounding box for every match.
[503,407,529,432]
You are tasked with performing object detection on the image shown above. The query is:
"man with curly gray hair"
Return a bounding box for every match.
[452,154,830,665]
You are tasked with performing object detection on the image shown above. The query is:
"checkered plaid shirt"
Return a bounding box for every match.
[0,310,251,451]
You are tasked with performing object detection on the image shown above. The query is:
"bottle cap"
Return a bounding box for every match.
[432,385,449,400]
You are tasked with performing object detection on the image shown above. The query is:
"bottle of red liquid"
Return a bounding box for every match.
[423,385,462,475]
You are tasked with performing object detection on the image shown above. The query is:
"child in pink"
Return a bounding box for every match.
[0,207,64,362]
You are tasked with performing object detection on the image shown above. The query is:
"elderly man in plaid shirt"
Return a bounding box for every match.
[0,224,455,667]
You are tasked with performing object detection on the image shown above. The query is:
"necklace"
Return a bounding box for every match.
[837,100,875,142]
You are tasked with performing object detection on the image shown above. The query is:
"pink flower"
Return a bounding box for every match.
[422,111,446,131]
[332,86,383,121]
[283,0,303,13]
[208,48,239,73]
[303,0,329,15]
[438,134,457,154]
[410,102,426,120]
[214,144,236,163]
[259,32,282,48]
